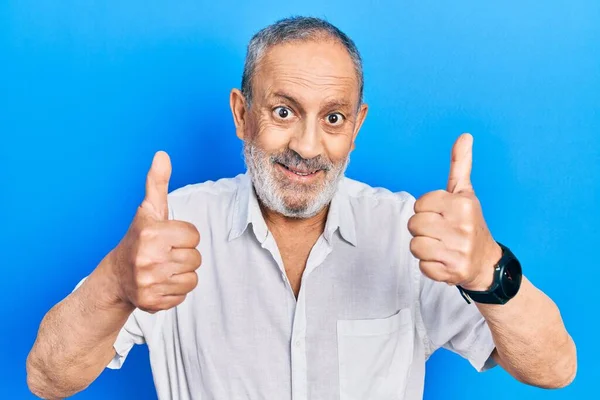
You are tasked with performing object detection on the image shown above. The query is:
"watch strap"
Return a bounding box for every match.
[457,242,519,305]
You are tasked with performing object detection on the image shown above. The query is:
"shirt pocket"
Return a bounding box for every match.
[337,308,414,400]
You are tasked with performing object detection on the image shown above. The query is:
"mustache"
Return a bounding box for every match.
[270,149,333,172]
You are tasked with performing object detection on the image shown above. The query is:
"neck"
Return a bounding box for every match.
[260,203,329,237]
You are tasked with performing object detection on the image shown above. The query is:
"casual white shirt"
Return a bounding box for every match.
[100,173,496,400]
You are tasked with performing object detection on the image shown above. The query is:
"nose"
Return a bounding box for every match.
[288,117,324,160]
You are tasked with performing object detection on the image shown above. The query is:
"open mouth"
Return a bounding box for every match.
[277,162,319,176]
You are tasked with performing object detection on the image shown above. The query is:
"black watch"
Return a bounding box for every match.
[457,242,522,305]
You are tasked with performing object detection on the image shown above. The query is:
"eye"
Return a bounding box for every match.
[273,106,294,120]
[325,112,345,126]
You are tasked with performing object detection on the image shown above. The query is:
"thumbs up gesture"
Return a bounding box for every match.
[111,151,201,313]
[408,134,502,291]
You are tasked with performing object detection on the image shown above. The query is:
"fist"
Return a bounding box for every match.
[111,151,202,313]
[408,134,501,291]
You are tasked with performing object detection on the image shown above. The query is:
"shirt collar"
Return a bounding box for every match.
[228,173,357,247]
[323,179,357,246]
[228,173,268,243]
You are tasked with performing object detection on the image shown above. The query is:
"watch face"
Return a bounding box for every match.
[500,258,523,298]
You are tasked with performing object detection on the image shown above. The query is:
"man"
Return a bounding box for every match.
[27,16,576,400]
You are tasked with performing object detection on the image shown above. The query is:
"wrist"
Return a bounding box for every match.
[461,242,503,291]
[92,250,135,312]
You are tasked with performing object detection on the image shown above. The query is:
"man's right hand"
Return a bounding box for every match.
[111,151,202,313]
[26,151,201,398]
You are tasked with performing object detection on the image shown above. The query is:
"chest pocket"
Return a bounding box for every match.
[337,308,414,400]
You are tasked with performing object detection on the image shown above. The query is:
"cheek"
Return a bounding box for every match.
[322,133,353,163]
[252,114,296,152]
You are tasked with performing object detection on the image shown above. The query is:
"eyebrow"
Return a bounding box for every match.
[321,99,352,112]
[270,91,353,113]
[270,91,304,113]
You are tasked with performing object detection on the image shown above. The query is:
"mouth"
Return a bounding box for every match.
[276,162,322,180]
[279,163,317,175]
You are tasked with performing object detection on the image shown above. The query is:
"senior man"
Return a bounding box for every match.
[27,16,576,400]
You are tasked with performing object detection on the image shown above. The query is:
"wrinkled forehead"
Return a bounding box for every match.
[253,40,361,108]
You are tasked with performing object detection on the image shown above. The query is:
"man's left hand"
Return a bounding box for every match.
[408,133,502,291]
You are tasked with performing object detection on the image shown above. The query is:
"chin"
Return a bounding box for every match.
[280,191,315,210]
[279,205,322,219]
[279,194,327,219]
[259,188,330,219]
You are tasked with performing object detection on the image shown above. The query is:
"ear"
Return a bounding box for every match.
[230,88,248,140]
[350,103,369,151]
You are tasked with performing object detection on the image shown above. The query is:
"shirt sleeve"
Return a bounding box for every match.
[72,277,152,370]
[396,192,496,372]
[419,270,497,372]
[106,309,146,369]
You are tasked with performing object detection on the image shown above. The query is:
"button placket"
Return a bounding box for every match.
[291,299,307,400]
[290,235,333,400]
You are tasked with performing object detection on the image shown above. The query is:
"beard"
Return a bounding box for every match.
[243,141,349,219]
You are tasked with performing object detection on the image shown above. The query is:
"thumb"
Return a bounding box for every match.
[144,151,172,220]
[447,133,474,193]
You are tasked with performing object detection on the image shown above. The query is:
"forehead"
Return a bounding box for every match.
[254,39,359,105]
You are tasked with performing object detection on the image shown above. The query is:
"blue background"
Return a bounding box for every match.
[1,0,598,398]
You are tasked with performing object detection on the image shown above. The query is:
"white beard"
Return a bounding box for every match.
[243,142,349,219]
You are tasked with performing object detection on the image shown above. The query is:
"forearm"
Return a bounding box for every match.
[478,276,576,388]
[26,251,134,399]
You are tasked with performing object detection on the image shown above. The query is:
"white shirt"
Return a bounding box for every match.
[103,173,496,400]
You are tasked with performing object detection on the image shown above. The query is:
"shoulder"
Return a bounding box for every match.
[339,177,417,254]
[167,174,246,219]
[169,174,244,200]
[341,177,416,218]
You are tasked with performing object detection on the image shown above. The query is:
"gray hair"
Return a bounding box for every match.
[241,16,364,108]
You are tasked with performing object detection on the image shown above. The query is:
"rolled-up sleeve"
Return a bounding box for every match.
[107,310,146,369]
[72,277,151,370]
[419,271,497,372]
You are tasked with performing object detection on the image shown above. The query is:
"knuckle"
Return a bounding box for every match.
[418,260,428,273]
[456,197,474,214]
[138,226,158,241]
[133,251,152,267]
[189,226,201,246]
[409,237,419,254]
[182,273,199,293]
[460,222,475,235]
[189,272,199,289]
[134,270,156,289]
[407,215,417,234]
[430,190,447,203]
[193,249,202,267]
[413,198,422,213]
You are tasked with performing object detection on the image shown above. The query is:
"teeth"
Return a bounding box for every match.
[282,163,313,176]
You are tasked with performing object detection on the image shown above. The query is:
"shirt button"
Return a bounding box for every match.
[295,339,302,348]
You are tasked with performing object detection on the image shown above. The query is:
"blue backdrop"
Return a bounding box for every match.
[1,1,597,398]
